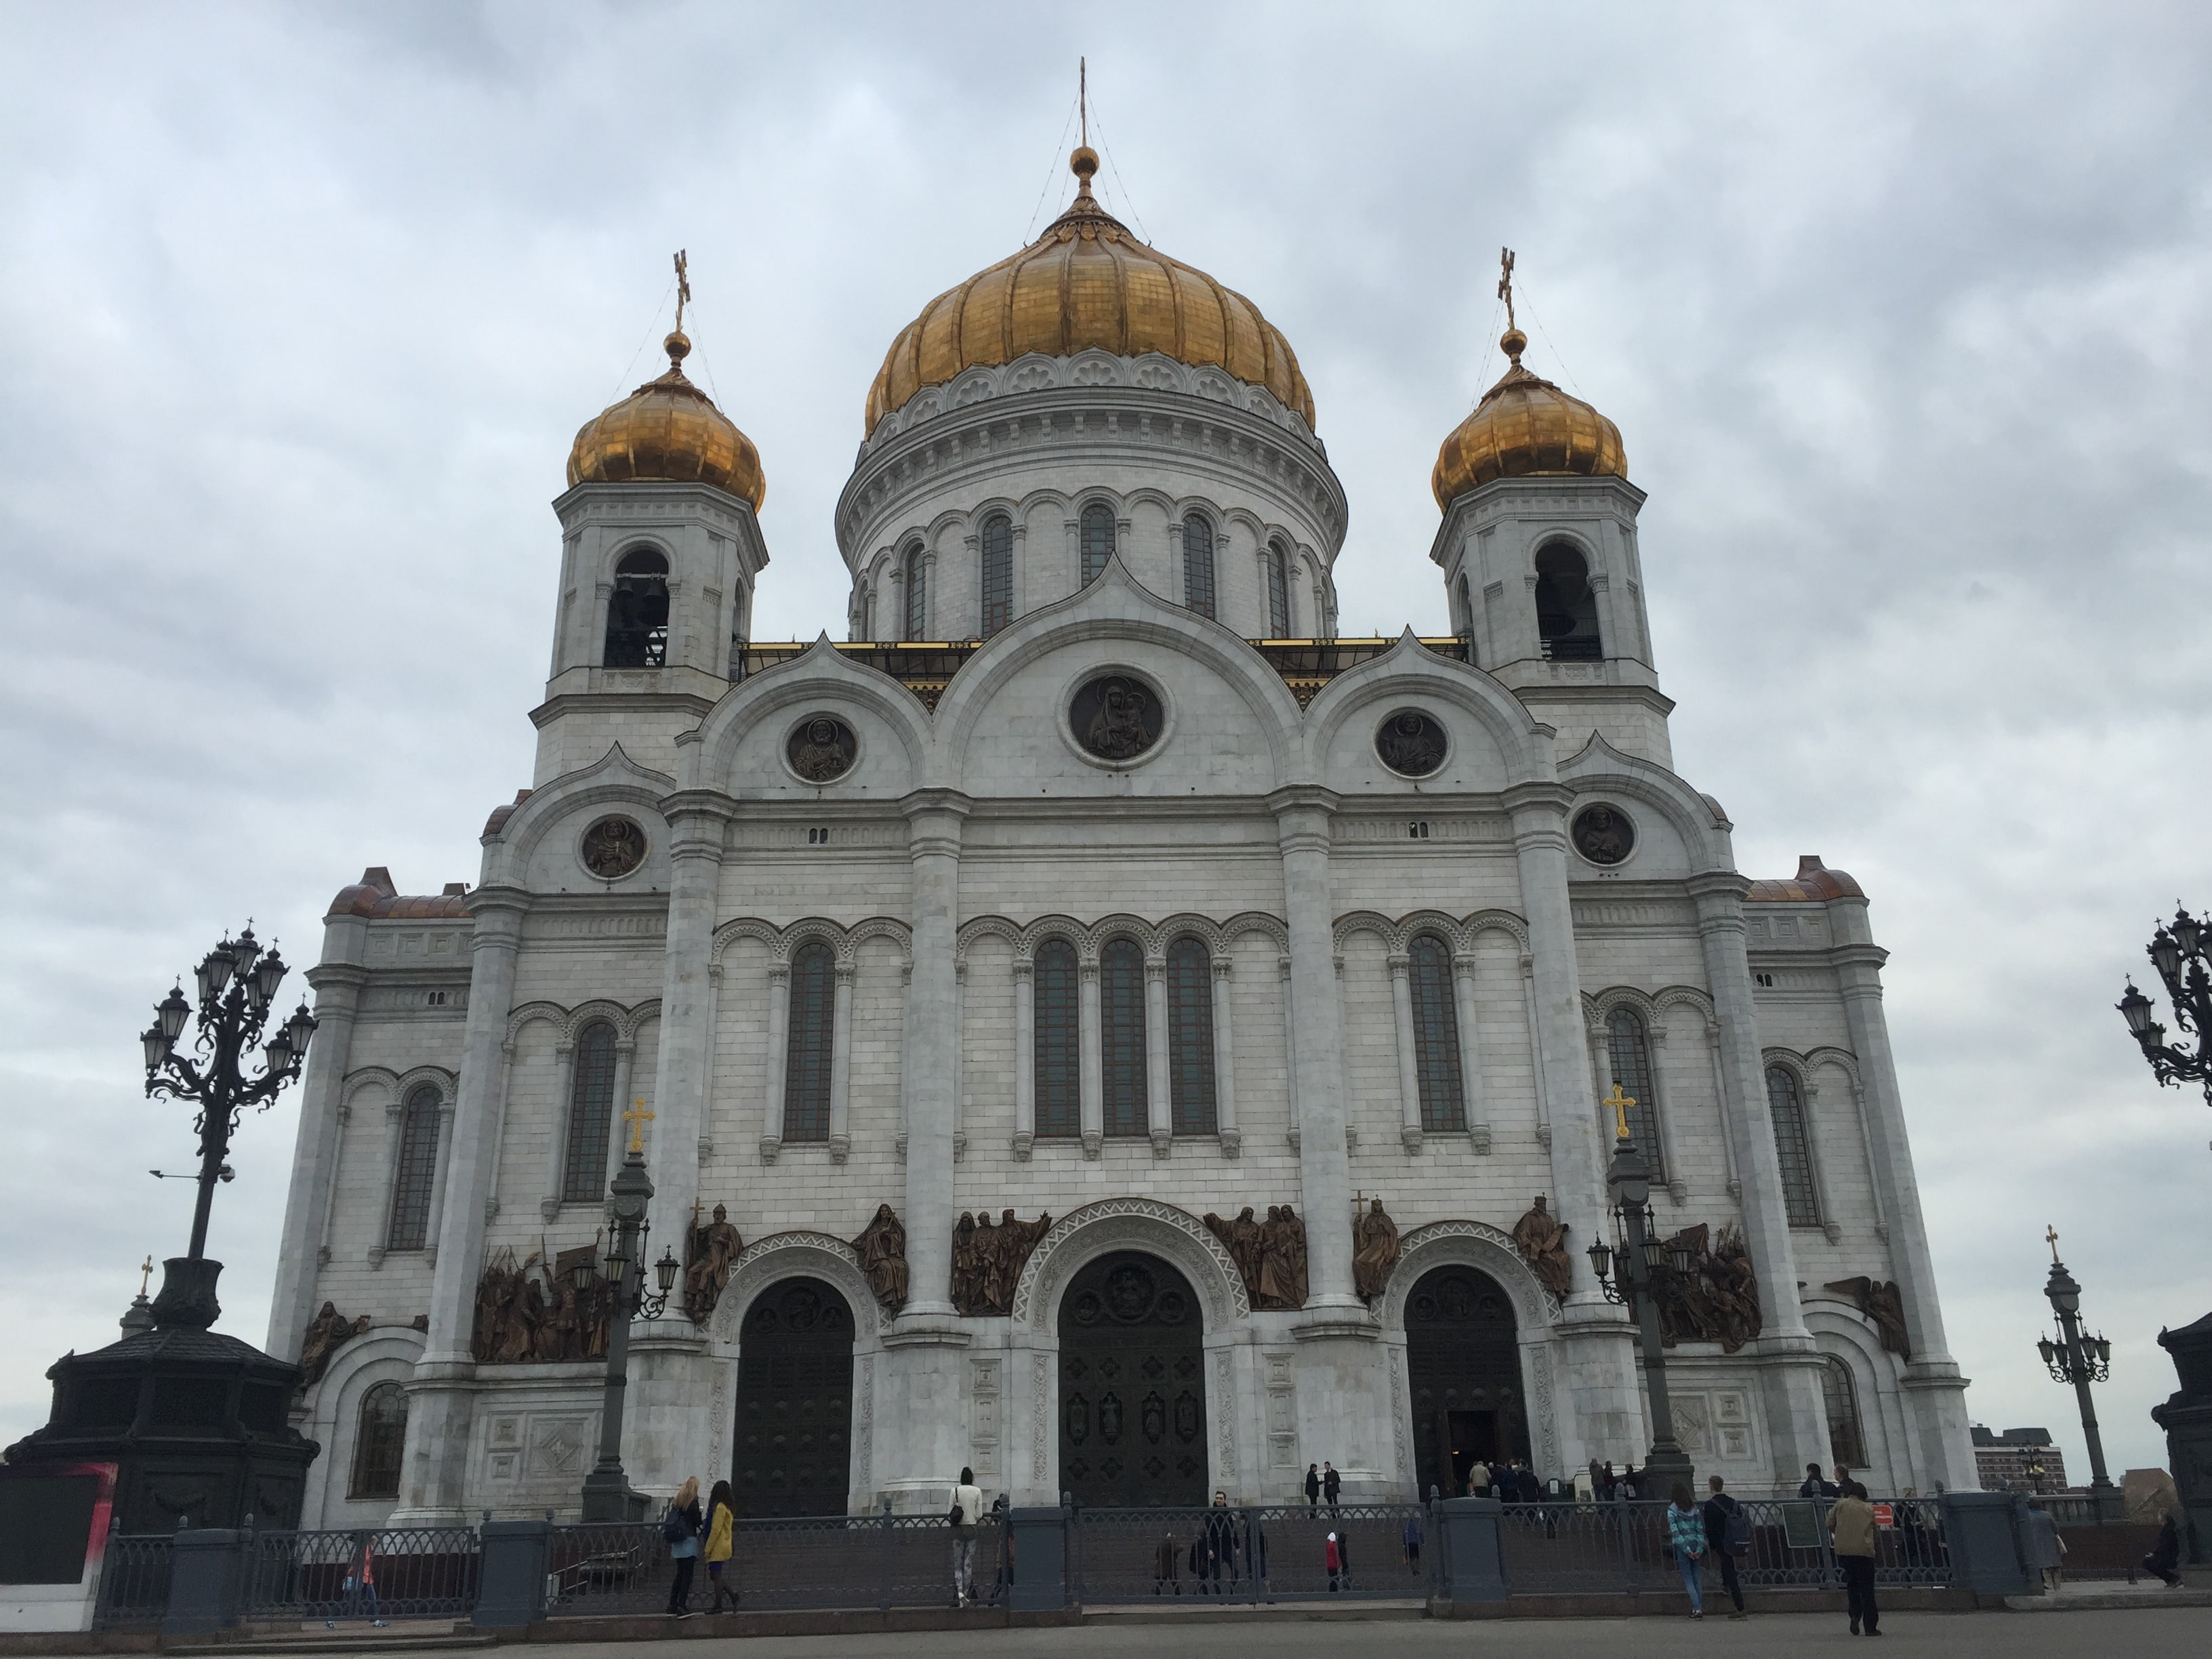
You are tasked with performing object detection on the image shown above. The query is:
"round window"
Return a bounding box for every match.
[786,716,858,783]
[1375,709,1448,777]
[1570,804,1635,866]
[579,816,647,879]
[1070,674,1164,761]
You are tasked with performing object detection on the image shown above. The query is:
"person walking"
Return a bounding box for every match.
[1799,1462,1840,1500]
[1467,1458,1491,1498]
[2143,1509,2184,1588]
[327,1534,386,1629]
[1667,1484,1706,1620]
[949,1466,984,1608]
[2021,1498,2065,1593]
[1322,1462,1341,1514]
[1324,1531,1343,1593]
[988,1493,1013,1605]
[1701,1475,1748,1620]
[1828,1479,1879,1635]
[1402,1509,1425,1575]
[702,1479,736,1613]
[1202,1492,1240,1595]
[1153,1529,1182,1595]
[663,1477,703,1618]
[1305,1463,1321,1511]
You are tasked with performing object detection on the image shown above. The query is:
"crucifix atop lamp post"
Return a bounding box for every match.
[2035,1225,2121,1517]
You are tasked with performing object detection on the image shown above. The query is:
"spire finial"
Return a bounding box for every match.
[2046,1223,2061,1263]
[1497,247,1526,365]
[1080,57,1088,151]
[664,249,692,371]
[138,1255,153,1297]
[1070,60,1099,199]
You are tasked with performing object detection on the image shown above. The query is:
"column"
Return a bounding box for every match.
[365,1095,404,1268]
[827,962,855,1162]
[646,792,730,1250]
[951,957,966,1162]
[540,1039,577,1217]
[1645,1023,1689,1203]
[604,1038,636,1181]
[1450,952,1491,1153]
[1685,872,1829,1481]
[266,948,367,1357]
[1519,954,1552,1149]
[1078,959,1103,1158]
[1387,953,1424,1153]
[1825,898,1978,1490]
[1800,1078,1844,1243]
[1011,959,1035,1160]
[421,1094,457,1267]
[759,965,790,1162]
[392,886,526,1523]
[1705,1026,1742,1197]
[1144,954,1172,1157]
[1278,954,1300,1147]
[1210,956,1240,1156]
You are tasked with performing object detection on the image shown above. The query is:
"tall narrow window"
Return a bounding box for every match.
[561,1020,619,1202]
[1182,514,1216,619]
[784,943,836,1141]
[1166,937,1217,1136]
[902,543,928,640]
[604,548,670,666]
[1408,934,1467,1132]
[1604,1007,1664,1180]
[385,1084,443,1252]
[1080,503,1115,584]
[980,514,1013,638]
[1034,940,1080,1138]
[1534,542,1601,661]
[1765,1065,1822,1227]
[348,1381,408,1500]
[1821,1356,1866,1469]
[1100,939,1149,1137]
[1265,539,1292,637]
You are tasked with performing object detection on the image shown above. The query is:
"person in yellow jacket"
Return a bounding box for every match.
[1826,1480,1879,1636]
[703,1479,737,1614]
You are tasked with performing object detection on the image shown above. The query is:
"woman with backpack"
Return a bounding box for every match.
[702,1479,737,1613]
[663,1476,703,1617]
[1700,1475,1748,1620]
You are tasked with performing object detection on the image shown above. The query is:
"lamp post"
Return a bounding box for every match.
[2036,1225,2120,1518]
[1583,1084,1696,1498]
[142,926,316,1265]
[2116,905,2212,1122]
[579,1099,683,1523]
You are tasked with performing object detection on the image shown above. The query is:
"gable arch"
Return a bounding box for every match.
[1557,731,1738,874]
[691,635,935,787]
[1301,631,1552,785]
[480,745,675,886]
[1010,1198,1250,1330]
[706,1229,882,1351]
[1380,1219,1562,1332]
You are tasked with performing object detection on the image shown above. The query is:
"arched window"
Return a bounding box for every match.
[1080,502,1115,584]
[560,1020,619,1202]
[1821,1356,1866,1469]
[1603,1007,1664,1179]
[1033,940,1080,1138]
[1533,542,1601,661]
[784,943,836,1142]
[1166,937,1216,1135]
[1408,934,1467,1132]
[604,548,670,667]
[1765,1065,1822,1227]
[980,514,1013,638]
[1265,539,1292,637]
[1100,939,1149,1137]
[385,1084,443,1252]
[348,1380,408,1500]
[902,542,928,640]
[1182,514,1216,619]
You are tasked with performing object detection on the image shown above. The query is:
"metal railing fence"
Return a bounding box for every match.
[1071,1502,1436,1604]
[90,1533,173,1629]
[241,1527,480,1623]
[2023,1498,2165,1582]
[1496,1497,1952,1595]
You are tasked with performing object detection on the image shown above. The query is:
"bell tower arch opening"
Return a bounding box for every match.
[1404,1264,1526,1499]
[731,1276,855,1517]
[1057,1252,1206,1508]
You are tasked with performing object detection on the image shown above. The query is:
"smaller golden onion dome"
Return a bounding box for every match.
[1431,327,1625,510]
[567,329,764,508]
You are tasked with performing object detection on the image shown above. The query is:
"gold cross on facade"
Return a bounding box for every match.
[1497,247,1517,333]
[672,250,690,334]
[623,1097,655,1155]
[2045,1224,2060,1263]
[1601,1083,1636,1142]
[138,1255,153,1296]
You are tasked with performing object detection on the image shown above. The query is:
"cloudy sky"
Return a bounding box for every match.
[3,1,2208,1483]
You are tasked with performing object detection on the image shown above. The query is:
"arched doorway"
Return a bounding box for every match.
[1058,1252,1206,1508]
[1404,1264,1527,1499]
[732,1276,853,1517]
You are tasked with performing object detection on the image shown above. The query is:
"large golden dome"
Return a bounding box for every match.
[568,330,764,508]
[1431,328,1625,510]
[865,147,1315,435]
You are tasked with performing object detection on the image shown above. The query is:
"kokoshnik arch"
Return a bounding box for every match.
[266,148,1977,1525]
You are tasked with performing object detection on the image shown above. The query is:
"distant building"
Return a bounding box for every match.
[1972,1425,2067,1492]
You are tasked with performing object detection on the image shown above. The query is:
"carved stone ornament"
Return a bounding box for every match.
[1071,674,1163,761]
[1202,1204,1308,1310]
[683,1202,745,1324]
[1654,1223,1761,1354]
[1351,1197,1402,1303]
[470,1245,613,1364]
[579,815,647,879]
[853,1202,909,1315]
[1511,1195,1574,1303]
[295,1300,372,1388]
[1374,710,1448,777]
[1827,1275,1912,1359]
[787,716,859,783]
[1570,804,1634,867]
[951,1208,1052,1317]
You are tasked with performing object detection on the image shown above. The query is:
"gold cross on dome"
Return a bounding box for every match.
[1601,1084,1636,1143]
[623,1097,655,1155]
[138,1256,154,1296]
[1497,247,1517,333]
[2045,1224,2061,1263]
[672,250,690,334]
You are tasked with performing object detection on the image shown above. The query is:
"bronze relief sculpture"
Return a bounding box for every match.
[296,1301,372,1387]
[470,1245,613,1364]
[950,1209,1052,1316]
[1511,1195,1574,1302]
[579,816,647,879]
[1826,1276,1912,1359]
[854,1203,909,1315]
[787,716,858,783]
[1652,1223,1762,1353]
[684,1202,745,1324]
[1071,675,1162,760]
[1203,1204,1309,1309]
[1351,1197,1401,1302]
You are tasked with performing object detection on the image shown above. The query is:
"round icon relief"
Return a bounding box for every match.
[1071,674,1164,762]
[1374,709,1448,777]
[786,715,858,783]
[580,816,647,879]
[1571,804,1635,866]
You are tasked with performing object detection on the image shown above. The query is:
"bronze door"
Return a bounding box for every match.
[1057,1252,1207,1508]
[1404,1265,1526,1500]
[732,1277,853,1517]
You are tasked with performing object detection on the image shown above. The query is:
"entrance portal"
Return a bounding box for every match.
[731,1276,853,1517]
[1057,1252,1207,1508]
[1404,1264,1527,1500]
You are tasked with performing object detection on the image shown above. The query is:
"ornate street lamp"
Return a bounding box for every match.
[142,926,316,1265]
[2036,1225,2120,1517]
[1584,1084,1696,1498]
[2116,905,2212,1117]
[579,1099,683,1523]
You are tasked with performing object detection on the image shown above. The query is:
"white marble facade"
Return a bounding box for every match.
[267,273,1979,1528]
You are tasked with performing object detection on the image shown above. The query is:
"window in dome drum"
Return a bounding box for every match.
[1182,516,1216,619]
[981,514,1013,637]
[903,544,928,640]
[1081,503,1115,585]
[1266,539,1292,636]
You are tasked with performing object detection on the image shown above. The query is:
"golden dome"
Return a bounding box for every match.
[865,148,1315,434]
[568,330,764,508]
[1431,328,1625,510]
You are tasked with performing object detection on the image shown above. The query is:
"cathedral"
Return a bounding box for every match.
[269,145,1978,1526]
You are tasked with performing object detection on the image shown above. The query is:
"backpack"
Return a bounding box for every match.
[661,1504,689,1544]
[1724,1505,1750,1556]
